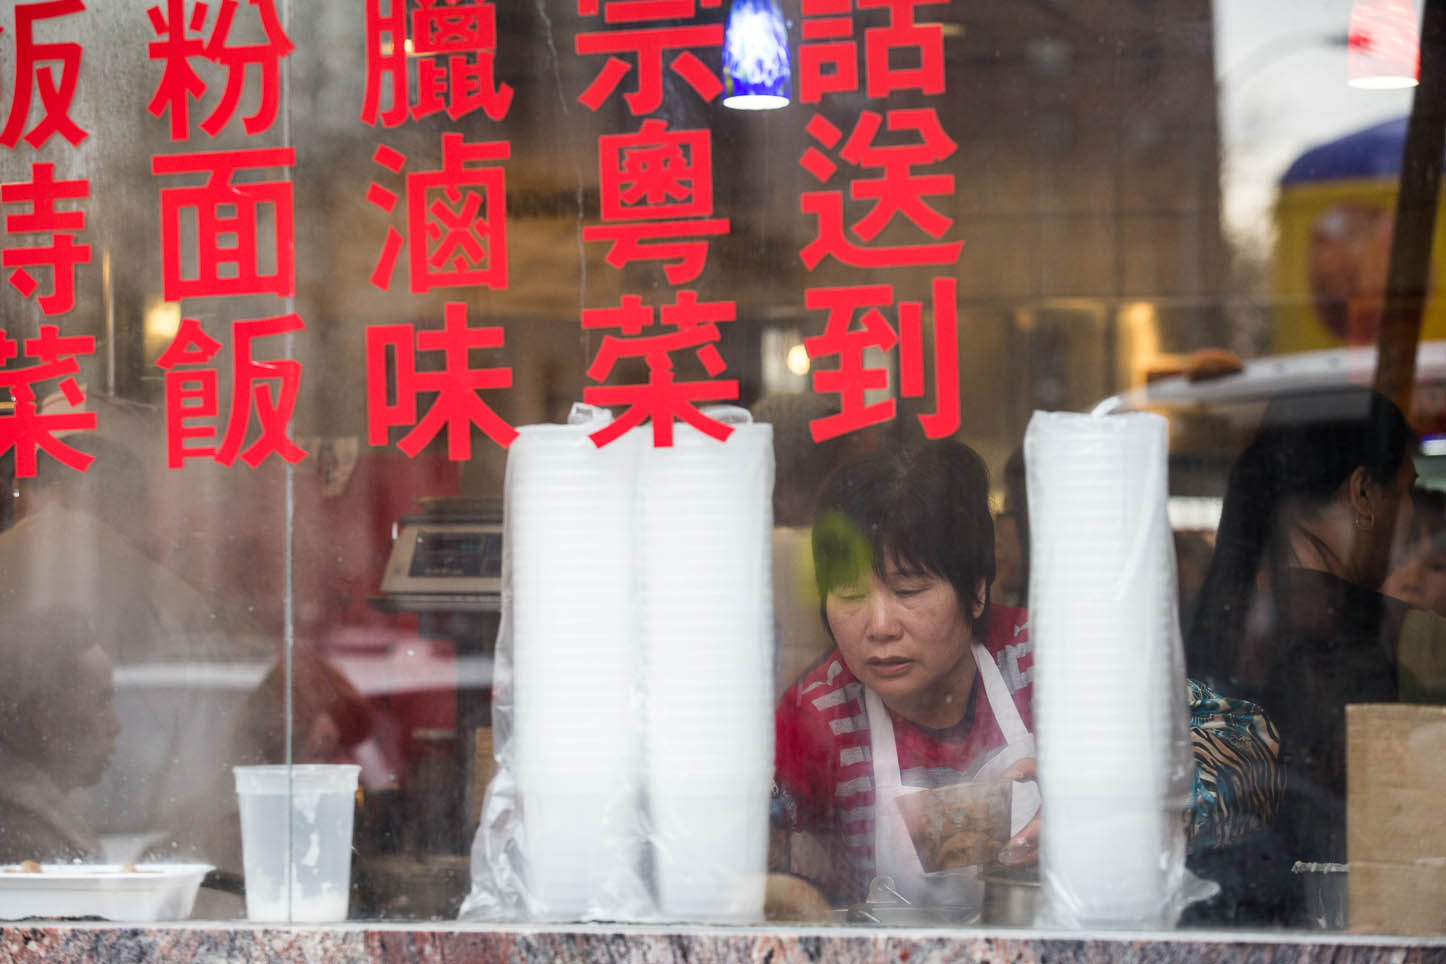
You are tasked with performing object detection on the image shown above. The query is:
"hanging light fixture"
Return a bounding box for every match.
[722,0,791,110]
[1348,0,1420,89]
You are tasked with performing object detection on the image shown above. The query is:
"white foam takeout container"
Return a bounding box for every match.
[0,863,212,921]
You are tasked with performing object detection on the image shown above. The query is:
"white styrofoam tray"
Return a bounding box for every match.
[0,863,211,921]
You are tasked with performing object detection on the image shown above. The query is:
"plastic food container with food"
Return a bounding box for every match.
[0,863,212,921]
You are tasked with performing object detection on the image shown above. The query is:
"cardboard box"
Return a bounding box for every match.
[1346,703,1446,935]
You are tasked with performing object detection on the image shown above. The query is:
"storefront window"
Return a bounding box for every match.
[0,0,1439,935]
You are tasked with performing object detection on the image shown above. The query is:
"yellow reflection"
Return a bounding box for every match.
[145,299,182,342]
[785,343,811,376]
[1121,300,1160,387]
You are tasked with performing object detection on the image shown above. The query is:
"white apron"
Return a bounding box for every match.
[866,641,1040,907]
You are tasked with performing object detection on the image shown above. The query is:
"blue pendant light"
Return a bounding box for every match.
[722,0,791,110]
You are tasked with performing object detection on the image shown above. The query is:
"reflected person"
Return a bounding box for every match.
[0,606,119,863]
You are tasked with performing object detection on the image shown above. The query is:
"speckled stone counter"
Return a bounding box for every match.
[2,924,1444,963]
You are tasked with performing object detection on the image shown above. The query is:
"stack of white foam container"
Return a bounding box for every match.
[639,415,774,921]
[507,405,773,921]
[509,410,644,920]
[1023,411,1192,928]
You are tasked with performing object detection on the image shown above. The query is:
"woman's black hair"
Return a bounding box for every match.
[1185,386,1414,692]
[812,439,995,635]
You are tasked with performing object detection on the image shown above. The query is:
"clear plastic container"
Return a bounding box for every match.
[234,764,360,922]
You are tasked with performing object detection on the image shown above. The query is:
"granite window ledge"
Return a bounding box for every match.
[2,924,1443,963]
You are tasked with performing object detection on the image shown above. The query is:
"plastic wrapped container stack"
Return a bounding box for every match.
[1023,411,1194,928]
[468,404,774,922]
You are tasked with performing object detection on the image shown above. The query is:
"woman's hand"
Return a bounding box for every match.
[995,756,1040,867]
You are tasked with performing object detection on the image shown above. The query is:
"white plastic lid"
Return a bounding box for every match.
[233,764,360,795]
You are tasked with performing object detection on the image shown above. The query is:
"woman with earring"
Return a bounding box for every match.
[1185,386,1417,921]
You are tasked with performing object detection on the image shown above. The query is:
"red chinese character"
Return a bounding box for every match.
[146,0,294,140]
[1,0,87,149]
[575,23,723,115]
[799,109,962,270]
[0,325,96,477]
[599,119,712,220]
[2,163,91,316]
[153,147,295,300]
[412,0,513,122]
[582,290,737,447]
[155,313,308,468]
[804,277,958,441]
[799,0,859,102]
[857,0,945,98]
[585,121,726,284]
[367,135,510,293]
[362,0,514,127]
[366,302,517,458]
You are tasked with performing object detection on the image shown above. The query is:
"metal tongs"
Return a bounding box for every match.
[847,875,911,923]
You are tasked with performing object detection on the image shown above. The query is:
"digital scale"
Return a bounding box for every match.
[375,498,503,613]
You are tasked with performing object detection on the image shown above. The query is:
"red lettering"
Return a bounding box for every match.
[152,146,295,300]
[799,109,961,269]
[367,134,510,293]
[575,25,723,114]
[804,278,959,441]
[582,290,737,447]
[599,119,713,220]
[1,0,87,149]
[366,302,517,458]
[364,0,513,127]
[857,0,945,98]
[1,163,90,316]
[0,326,96,476]
[146,0,295,140]
[156,314,307,468]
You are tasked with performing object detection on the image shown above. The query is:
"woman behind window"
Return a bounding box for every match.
[771,439,1282,916]
[1184,386,1416,920]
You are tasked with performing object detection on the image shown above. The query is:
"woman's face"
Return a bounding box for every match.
[825,559,980,725]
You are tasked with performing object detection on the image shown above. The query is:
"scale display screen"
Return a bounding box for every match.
[408,530,502,579]
[382,522,503,597]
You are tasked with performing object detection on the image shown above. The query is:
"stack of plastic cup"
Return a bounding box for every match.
[508,411,645,920]
[1024,411,1192,928]
[638,412,774,922]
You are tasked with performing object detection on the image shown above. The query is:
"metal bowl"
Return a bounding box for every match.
[980,863,1041,927]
